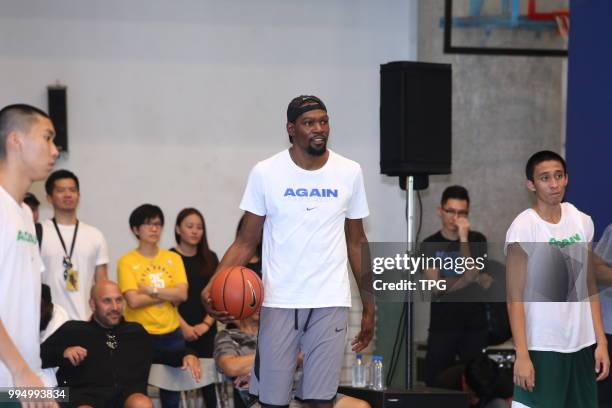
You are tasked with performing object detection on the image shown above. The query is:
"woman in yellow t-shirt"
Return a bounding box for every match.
[118,204,187,408]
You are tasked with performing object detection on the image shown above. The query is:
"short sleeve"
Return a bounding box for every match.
[213,330,240,365]
[583,214,595,243]
[118,255,138,293]
[171,252,188,286]
[346,165,369,219]
[504,214,532,256]
[239,164,266,216]
[595,224,612,262]
[95,229,110,266]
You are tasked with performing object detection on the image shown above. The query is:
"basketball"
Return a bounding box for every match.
[210,266,264,320]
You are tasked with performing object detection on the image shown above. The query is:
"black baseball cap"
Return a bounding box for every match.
[287,95,327,123]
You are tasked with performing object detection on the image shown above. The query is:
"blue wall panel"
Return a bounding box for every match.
[566,0,612,240]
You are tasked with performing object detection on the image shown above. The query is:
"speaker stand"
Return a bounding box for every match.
[405,175,416,389]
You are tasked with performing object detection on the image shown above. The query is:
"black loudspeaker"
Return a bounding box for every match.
[380,61,452,176]
[47,86,68,152]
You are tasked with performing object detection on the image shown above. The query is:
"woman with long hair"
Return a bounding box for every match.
[172,207,218,407]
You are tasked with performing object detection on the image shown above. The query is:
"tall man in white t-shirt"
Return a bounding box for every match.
[0,104,59,407]
[506,150,609,408]
[41,169,109,320]
[204,95,374,408]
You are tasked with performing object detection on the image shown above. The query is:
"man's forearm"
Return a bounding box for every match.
[348,241,374,313]
[156,286,187,303]
[590,296,608,345]
[216,241,257,274]
[508,302,529,356]
[125,292,165,308]
[40,339,67,369]
[0,319,31,380]
[217,354,255,377]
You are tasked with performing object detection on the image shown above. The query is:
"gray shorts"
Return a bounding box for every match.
[249,306,349,405]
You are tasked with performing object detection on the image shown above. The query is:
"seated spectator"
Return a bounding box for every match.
[41,280,200,408]
[436,354,511,408]
[463,355,511,408]
[214,313,371,408]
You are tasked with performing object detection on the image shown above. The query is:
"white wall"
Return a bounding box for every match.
[0,0,418,271]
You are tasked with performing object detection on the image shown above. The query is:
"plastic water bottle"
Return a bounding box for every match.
[372,355,385,390]
[352,354,366,387]
[365,358,374,388]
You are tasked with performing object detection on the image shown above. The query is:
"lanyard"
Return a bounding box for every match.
[52,218,79,265]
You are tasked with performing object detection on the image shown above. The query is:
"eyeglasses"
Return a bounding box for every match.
[143,221,163,228]
[106,332,118,350]
[442,208,469,217]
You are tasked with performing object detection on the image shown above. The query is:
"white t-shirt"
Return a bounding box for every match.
[40,303,69,387]
[240,149,369,308]
[41,219,109,320]
[505,202,595,352]
[0,186,44,387]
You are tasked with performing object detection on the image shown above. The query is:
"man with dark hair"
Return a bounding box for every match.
[0,104,58,407]
[41,280,200,408]
[423,185,492,386]
[24,192,41,222]
[506,150,609,408]
[24,191,44,246]
[524,150,567,182]
[118,204,187,408]
[203,95,374,408]
[41,169,109,321]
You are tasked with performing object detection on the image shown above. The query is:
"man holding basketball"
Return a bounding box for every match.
[204,95,374,408]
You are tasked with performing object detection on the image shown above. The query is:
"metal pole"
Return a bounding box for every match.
[404,176,415,389]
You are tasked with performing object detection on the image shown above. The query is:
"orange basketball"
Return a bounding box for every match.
[210,266,264,320]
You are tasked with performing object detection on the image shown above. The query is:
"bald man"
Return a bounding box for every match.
[41,280,200,408]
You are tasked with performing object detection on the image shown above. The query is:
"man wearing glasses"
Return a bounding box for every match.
[422,185,492,386]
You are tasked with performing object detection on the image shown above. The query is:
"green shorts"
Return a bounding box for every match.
[0,393,21,407]
[513,346,597,408]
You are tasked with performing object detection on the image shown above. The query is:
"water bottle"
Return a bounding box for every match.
[352,353,366,387]
[372,355,385,390]
[365,358,373,388]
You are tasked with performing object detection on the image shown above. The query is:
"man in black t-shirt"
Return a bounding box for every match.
[422,186,492,386]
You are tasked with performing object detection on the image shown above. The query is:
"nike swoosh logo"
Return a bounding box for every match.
[334,327,344,333]
[306,207,317,211]
[247,280,257,308]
